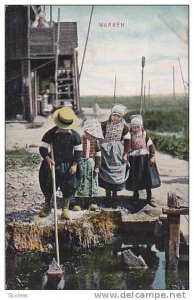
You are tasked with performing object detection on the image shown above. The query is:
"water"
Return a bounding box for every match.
[6,242,189,290]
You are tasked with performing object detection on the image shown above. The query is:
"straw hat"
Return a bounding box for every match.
[84,118,104,139]
[111,104,126,117]
[52,107,80,129]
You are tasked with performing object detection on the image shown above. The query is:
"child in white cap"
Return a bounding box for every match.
[99,104,131,206]
[126,115,160,207]
[74,118,103,211]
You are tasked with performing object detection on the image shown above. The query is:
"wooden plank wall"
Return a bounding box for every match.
[29,28,55,56]
[5,6,28,60]
[54,22,78,53]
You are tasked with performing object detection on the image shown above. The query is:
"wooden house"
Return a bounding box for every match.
[5,5,80,121]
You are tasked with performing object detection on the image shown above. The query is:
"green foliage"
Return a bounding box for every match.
[5,148,41,169]
[125,108,188,133]
[148,132,188,161]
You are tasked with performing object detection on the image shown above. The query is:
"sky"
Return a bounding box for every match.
[43,4,189,96]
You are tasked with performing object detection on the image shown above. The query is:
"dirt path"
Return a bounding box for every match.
[5,107,189,217]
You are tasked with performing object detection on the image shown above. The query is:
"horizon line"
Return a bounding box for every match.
[80,93,186,97]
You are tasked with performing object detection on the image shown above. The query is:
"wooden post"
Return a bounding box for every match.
[162,206,189,270]
[140,56,145,115]
[147,80,150,110]
[173,66,176,110]
[28,60,33,122]
[166,212,180,269]
[22,6,34,122]
[27,6,30,58]
[143,84,146,112]
[113,75,116,104]
[34,70,38,116]
[21,59,34,122]
[50,5,52,22]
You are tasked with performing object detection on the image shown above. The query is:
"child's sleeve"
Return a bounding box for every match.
[95,140,101,168]
[122,124,131,154]
[72,131,83,164]
[39,126,57,159]
[101,121,107,138]
[146,133,155,157]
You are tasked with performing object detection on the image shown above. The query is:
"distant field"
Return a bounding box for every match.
[80,94,187,111]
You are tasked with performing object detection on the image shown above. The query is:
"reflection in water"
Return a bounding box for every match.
[6,243,189,290]
[152,252,166,289]
[42,273,65,290]
[165,266,189,290]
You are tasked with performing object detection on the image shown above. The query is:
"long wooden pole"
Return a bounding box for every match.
[50,5,52,22]
[73,50,81,113]
[50,144,60,267]
[79,6,94,80]
[55,8,60,107]
[178,57,188,107]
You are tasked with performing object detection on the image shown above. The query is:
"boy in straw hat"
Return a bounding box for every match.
[74,118,103,211]
[38,107,82,220]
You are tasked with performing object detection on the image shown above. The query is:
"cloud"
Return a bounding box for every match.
[78,32,188,96]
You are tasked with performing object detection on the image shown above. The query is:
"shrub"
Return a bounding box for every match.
[149,132,188,161]
[125,109,188,133]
